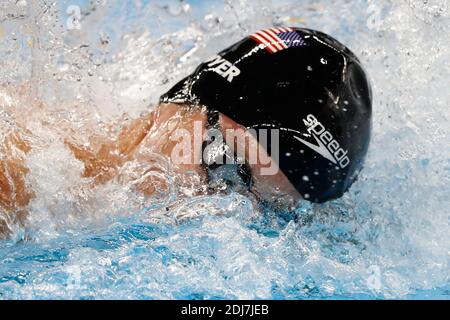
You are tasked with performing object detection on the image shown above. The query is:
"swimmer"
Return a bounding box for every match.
[0,28,372,237]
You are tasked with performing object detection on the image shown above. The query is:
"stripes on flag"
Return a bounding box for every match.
[250,27,306,54]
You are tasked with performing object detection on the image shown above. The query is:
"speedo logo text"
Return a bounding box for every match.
[294,114,350,169]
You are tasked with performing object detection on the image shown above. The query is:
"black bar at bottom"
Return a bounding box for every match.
[0,300,446,318]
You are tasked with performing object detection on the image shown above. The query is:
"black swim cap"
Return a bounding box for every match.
[161,27,372,203]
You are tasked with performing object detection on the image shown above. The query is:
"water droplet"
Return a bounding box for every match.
[16,0,27,7]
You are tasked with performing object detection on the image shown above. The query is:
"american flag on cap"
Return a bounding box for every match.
[250,27,306,54]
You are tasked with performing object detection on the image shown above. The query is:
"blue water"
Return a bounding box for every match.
[1,212,448,299]
[0,0,449,299]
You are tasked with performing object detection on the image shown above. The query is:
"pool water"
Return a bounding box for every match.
[0,0,449,299]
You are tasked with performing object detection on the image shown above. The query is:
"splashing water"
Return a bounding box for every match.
[0,0,449,299]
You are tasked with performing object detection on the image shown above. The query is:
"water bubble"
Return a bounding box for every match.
[16,0,27,8]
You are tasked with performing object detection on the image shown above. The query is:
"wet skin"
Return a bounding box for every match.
[0,103,300,238]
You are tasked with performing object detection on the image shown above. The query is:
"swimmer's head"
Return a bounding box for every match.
[162,28,372,204]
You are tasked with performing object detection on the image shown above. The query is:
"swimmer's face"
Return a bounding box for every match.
[218,113,301,210]
[249,169,302,211]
